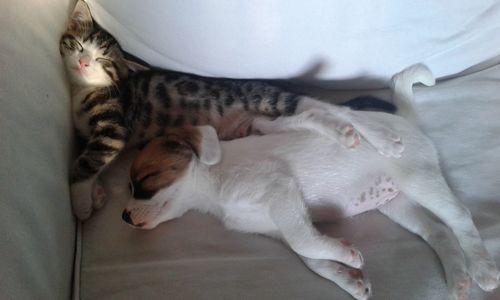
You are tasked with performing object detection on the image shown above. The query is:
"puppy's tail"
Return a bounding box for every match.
[391,63,435,124]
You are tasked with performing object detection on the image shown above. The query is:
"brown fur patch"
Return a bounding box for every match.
[214,110,255,140]
[130,127,202,198]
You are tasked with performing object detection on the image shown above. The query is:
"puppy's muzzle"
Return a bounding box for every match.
[122,209,145,228]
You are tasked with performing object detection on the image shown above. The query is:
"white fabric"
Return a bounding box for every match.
[87,0,500,86]
[80,62,500,300]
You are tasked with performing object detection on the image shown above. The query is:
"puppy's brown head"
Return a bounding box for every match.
[123,126,220,229]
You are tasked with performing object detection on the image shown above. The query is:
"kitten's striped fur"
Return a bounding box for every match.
[62,1,397,219]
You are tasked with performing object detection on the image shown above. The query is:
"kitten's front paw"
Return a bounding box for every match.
[91,180,107,209]
[71,179,94,220]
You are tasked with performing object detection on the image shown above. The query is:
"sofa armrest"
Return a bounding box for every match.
[0,1,76,299]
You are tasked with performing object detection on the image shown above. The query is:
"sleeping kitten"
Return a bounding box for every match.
[60,1,402,220]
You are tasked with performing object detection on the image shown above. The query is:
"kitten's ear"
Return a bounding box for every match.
[123,51,151,73]
[124,58,151,73]
[68,0,94,35]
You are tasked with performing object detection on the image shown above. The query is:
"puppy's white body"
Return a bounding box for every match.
[125,65,499,300]
[215,114,414,225]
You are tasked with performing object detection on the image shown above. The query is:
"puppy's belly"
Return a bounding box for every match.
[307,173,400,222]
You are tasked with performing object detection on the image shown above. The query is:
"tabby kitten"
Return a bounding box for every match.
[61,1,402,220]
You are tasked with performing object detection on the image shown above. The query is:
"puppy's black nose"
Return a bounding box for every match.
[122,209,133,225]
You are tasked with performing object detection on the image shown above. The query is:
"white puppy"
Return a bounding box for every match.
[123,65,499,300]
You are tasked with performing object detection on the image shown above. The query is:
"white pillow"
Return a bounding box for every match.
[87,0,500,85]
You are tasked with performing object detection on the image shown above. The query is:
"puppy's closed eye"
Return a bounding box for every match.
[133,185,155,200]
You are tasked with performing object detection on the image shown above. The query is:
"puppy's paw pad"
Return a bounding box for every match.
[338,124,361,149]
[352,279,371,300]
[347,248,364,268]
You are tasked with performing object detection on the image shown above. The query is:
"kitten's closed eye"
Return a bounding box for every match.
[96,58,113,67]
[60,35,83,53]
[96,57,112,63]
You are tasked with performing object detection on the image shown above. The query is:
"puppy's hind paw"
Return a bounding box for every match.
[449,272,471,300]
[470,258,500,291]
[472,267,500,292]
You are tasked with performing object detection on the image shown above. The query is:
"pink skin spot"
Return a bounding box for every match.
[341,240,353,247]
[349,269,364,280]
[95,185,105,197]
[352,137,361,148]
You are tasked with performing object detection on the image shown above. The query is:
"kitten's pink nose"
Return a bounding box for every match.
[79,56,91,69]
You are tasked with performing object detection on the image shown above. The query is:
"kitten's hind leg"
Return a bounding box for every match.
[294,97,403,157]
[378,197,471,300]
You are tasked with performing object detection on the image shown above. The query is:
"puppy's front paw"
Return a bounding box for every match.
[340,240,364,268]
[336,265,372,300]
[71,179,94,220]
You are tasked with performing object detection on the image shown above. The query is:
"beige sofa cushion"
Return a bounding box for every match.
[0,1,76,299]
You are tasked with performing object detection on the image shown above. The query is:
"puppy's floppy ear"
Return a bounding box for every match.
[164,126,221,165]
[68,0,94,35]
[196,126,221,165]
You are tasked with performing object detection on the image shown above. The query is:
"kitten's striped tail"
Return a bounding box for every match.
[391,63,435,124]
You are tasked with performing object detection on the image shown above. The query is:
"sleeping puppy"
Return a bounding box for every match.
[122,65,499,300]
